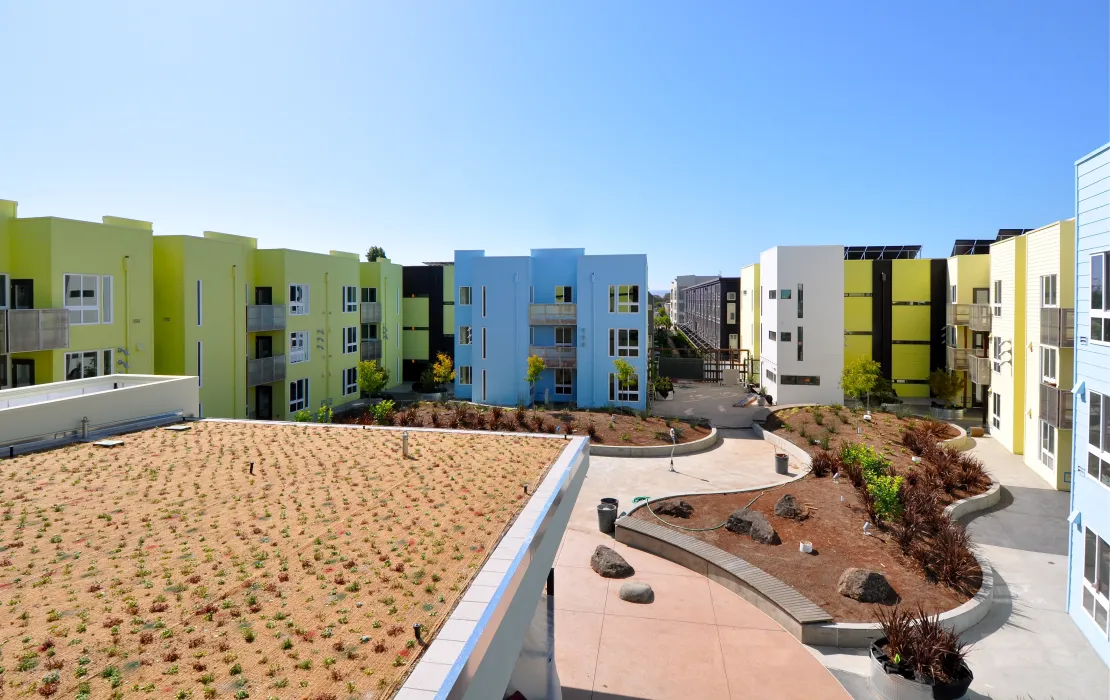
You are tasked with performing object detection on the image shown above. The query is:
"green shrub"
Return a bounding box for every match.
[370,400,395,426]
[867,474,904,521]
[291,410,313,423]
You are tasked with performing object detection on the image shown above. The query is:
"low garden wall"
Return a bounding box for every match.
[589,426,719,458]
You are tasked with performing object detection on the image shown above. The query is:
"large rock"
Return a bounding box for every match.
[774,494,804,520]
[655,499,694,519]
[836,568,897,604]
[725,508,781,545]
[618,581,654,604]
[590,545,634,578]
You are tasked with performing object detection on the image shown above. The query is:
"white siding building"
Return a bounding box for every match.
[758,246,844,404]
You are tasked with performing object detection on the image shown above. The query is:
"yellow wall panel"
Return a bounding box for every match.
[891,306,931,341]
[844,298,873,332]
[844,335,871,366]
[844,261,872,295]
[891,259,931,301]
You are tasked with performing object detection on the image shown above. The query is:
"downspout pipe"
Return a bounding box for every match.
[123,256,130,373]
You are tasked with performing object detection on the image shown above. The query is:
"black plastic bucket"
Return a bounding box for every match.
[597,503,618,534]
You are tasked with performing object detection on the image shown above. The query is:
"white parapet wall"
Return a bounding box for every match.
[0,375,200,447]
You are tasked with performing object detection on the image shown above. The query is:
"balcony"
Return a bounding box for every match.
[529,345,577,368]
[1040,307,1075,348]
[4,309,70,353]
[529,303,577,325]
[1039,382,1073,430]
[946,346,969,371]
[968,354,991,385]
[247,355,286,388]
[361,302,382,324]
[360,339,382,362]
[246,305,286,333]
[968,304,993,332]
[946,303,970,326]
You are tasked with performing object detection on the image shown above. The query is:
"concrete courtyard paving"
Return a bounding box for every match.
[556,429,849,699]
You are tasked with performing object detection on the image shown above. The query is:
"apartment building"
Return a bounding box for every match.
[945,239,993,408]
[0,200,155,389]
[1069,143,1110,665]
[986,234,1028,454]
[679,276,740,349]
[758,246,844,404]
[358,257,404,389]
[668,274,716,325]
[454,248,648,409]
[739,263,760,378]
[400,263,455,383]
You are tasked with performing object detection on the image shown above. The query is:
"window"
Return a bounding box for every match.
[64,350,113,381]
[608,372,640,402]
[482,286,487,317]
[797,284,803,318]
[64,274,102,324]
[946,325,957,347]
[950,285,957,303]
[343,286,358,313]
[481,370,487,401]
[797,326,804,361]
[289,284,309,315]
[289,378,309,413]
[1093,254,1110,342]
[1083,528,1110,633]
[458,366,472,385]
[361,287,377,303]
[196,280,202,326]
[459,287,472,305]
[1041,421,1055,469]
[342,367,358,396]
[992,280,1002,317]
[780,289,792,300]
[780,375,821,385]
[765,368,776,383]
[1041,275,1058,307]
[991,392,1001,430]
[768,330,777,341]
[1041,347,1057,382]
[343,327,358,354]
[482,327,487,359]
[726,292,736,301]
[361,323,378,340]
[459,326,472,345]
[0,354,7,388]
[555,286,573,303]
[609,285,641,313]
[555,368,573,395]
[609,329,640,357]
[992,336,1002,373]
[197,341,203,387]
[768,289,777,300]
[290,331,308,363]
[780,331,792,342]
[1088,392,1110,489]
[0,273,6,309]
[555,326,574,346]
[102,276,113,324]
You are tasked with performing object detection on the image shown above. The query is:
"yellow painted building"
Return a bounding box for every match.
[359,258,405,389]
[739,263,760,380]
[945,251,992,407]
[987,234,1027,454]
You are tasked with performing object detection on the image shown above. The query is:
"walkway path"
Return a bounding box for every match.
[811,434,1110,699]
[556,430,850,699]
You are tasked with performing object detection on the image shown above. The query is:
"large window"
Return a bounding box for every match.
[992,280,1002,317]
[992,336,1002,373]
[780,375,820,385]
[289,284,309,315]
[991,392,1001,430]
[1041,275,1058,307]
[609,285,640,313]
[555,368,573,395]
[1041,347,1057,382]
[64,350,113,381]
[608,372,639,402]
[458,366,472,385]
[1041,420,1055,470]
[361,287,377,303]
[1093,253,1110,342]
[1083,528,1110,634]
[361,323,378,340]
[555,326,574,346]
[290,331,308,363]
[343,327,357,354]
[459,326,472,345]
[609,329,640,357]
[342,367,357,396]
[289,378,309,413]
[64,274,107,325]
[555,286,573,303]
[343,286,358,313]
[458,287,472,306]
[1088,391,1110,488]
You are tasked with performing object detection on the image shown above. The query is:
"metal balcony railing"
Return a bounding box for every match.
[5,309,70,353]
[1040,307,1075,348]
[360,339,381,362]
[246,305,286,333]
[529,303,577,325]
[361,302,382,324]
[529,345,577,368]
[1039,382,1073,430]
[946,346,969,371]
[968,354,991,385]
[247,355,286,388]
[968,304,993,332]
[946,303,970,326]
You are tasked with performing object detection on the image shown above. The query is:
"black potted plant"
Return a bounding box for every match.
[871,605,973,700]
[654,376,674,399]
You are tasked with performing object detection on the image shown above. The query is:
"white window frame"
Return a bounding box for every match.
[343,326,358,354]
[343,286,358,313]
[991,392,1001,430]
[555,368,573,395]
[64,349,113,381]
[482,327,487,360]
[1093,253,1110,343]
[1082,527,1110,635]
[1040,420,1055,469]
[289,284,309,316]
[1041,346,1057,383]
[458,287,472,306]
[459,326,472,345]
[992,280,1003,317]
[609,284,641,314]
[102,276,114,324]
[608,372,640,403]
[1041,274,1058,308]
[555,326,574,346]
[289,331,308,363]
[555,286,573,304]
[289,378,309,413]
[609,329,639,357]
[1088,391,1110,490]
[342,367,358,396]
[63,273,102,325]
[992,336,1002,373]
[458,366,472,386]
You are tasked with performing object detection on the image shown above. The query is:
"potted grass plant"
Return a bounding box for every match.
[870,605,973,700]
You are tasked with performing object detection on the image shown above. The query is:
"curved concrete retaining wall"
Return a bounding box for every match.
[750,421,813,470]
[590,427,719,458]
[940,423,973,452]
[945,478,1002,520]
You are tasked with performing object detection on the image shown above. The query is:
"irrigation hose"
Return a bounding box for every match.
[635,491,765,532]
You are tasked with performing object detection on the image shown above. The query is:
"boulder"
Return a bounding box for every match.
[590,545,634,578]
[725,508,781,545]
[618,581,654,604]
[836,568,897,604]
[774,494,804,520]
[655,499,694,519]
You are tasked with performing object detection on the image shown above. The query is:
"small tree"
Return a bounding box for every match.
[431,352,455,388]
[613,358,636,412]
[929,369,966,408]
[655,309,672,331]
[525,355,546,406]
[840,355,882,410]
[357,360,389,397]
[365,246,387,262]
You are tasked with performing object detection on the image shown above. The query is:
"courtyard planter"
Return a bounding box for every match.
[929,407,964,421]
[869,638,973,700]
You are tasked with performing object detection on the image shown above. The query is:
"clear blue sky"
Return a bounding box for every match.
[1,1,1107,290]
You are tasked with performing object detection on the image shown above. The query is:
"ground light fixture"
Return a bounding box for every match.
[669,428,677,472]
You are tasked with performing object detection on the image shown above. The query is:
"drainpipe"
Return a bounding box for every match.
[123,256,130,373]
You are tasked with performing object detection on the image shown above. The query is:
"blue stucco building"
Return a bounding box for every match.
[453,248,648,409]
[1069,142,1110,666]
